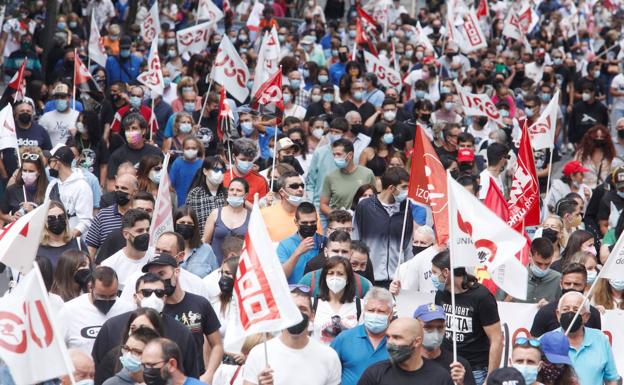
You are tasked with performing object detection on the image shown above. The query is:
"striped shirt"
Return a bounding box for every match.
[186,186,227,238]
[85,204,123,249]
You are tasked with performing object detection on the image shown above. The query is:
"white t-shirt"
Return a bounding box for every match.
[312,300,359,345]
[56,293,135,354]
[478,169,506,200]
[396,246,438,293]
[525,62,544,84]
[101,249,150,291]
[213,364,243,385]
[243,337,341,385]
[611,73,624,110]
[284,104,307,120]
[39,109,79,147]
[120,268,211,302]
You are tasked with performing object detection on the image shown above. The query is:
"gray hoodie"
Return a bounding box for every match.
[102,368,136,385]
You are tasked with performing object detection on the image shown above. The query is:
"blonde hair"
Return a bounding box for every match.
[173,112,195,136]
[176,76,198,98]
[593,278,624,310]
[41,201,72,245]
[543,214,567,248]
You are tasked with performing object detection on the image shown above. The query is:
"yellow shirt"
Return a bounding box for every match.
[261,203,323,243]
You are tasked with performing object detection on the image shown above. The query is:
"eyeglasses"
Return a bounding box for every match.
[514,337,541,348]
[47,214,65,221]
[22,153,40,161]
[289,284,311,293]
[139,288,166,298]
[287,183,305,190]
[211,167,226,174]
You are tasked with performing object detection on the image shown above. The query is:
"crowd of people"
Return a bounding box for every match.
[0,0,623,384]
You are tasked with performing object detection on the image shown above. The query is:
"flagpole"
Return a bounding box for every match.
[269,121,279,193]
[150,97,156,142]
[446,172,458,363]
[72,49,77,111]
[198,78,214,124]
[544,148,554,201]
[15,148,28,204]
[397,198,411,267]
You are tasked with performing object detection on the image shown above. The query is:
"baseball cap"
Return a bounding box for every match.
[613,166,624,189]
[562,160,590,176]
[142,253,178,272]
[535,48,546,57]
[50,144,74,166]
[413,303,445,322]
[540,330,572,364]
[486,367,526,385]
[300,35,316,45]
[276,137,298,152]
[457,148,475,163]
[52,83,70,96]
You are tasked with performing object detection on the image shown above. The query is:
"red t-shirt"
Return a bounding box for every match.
[223,169,269,203]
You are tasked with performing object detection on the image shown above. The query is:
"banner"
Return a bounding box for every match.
[88,13,107,67]
[176,21,213,56]
[197,0,224,23]
[211,36,251,103]
[457,11,487,53]
[455,80,504,125]
[363,51,402,91]
[140,2,160,43]
[0,104,17,151]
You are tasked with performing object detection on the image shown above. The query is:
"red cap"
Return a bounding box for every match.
[535,48,546,57]
[562,160,590,176]
[457,148,475,163]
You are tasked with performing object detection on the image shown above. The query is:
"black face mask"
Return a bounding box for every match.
[477,116,488,126]
[271,180,280,192]
[142,366,168,385]
[338,53,348,63]
[559,311,583,333]
[412,245,428,256]
[163,278,176,296]
[48,168,59,178]
[561,287,583,296]
[281,155,295,165]
[175,223,195,240]
[47,217,66,235]
[218,275,235,294]
[114,190,130,206]
[351,124,363,135]
[209,109,219,119]
[17,112,32,125]
[420,114,431,122]
[93,298,116,315]
[298,224,317,238]
[73,268,91,291]
[594,139,606,147]
[131,233,150,251]
[617,130,624,139]
[287,312,309,335]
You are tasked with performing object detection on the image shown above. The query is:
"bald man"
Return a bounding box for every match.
[61,348,95,385]
[357,318,453,385]
[86,172,139,258]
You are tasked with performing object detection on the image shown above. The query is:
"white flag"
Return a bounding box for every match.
[137,38,165,96]
[597,230,624,280]
[88,14,107,67]
[502,9,532,53]
[140,2,161,43]
[148,154,173,248]
[454,80,504,126]
[362,51,402,91]
[251,26,280,97]
[456,11,487,53]
[0,104,18,151]
[197,0,224,23]
[448,175,528,298]
[527,90,559,150]
[211,36,251,103]
[224,202,302,351]
[246,2,265,33]
[0,264,74,385]
[176,21,214,56]
[0,200,50,274]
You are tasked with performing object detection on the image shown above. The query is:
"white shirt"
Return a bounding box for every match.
[611,73,624,110]
[396,246,437,293]
[479,168,506,200]
[203,269,224,302]
[39,109,79,147]
[312,300,359,345]
[243,336,341,385]
[213,364,244,385]
[284,104,307,120]
[525,62,545,84]
[120,268,211,302]
[101,249,150,291]
[56,293,135,354]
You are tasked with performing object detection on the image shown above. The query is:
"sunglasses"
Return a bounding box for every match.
[22,153,40,161]
[514,337,541,348]
[47,214,64,221]
[139,288,166,298]
[289,284,311,293]
[287,183,305,190]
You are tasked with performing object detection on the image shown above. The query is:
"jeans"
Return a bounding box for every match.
[473,368,488,385]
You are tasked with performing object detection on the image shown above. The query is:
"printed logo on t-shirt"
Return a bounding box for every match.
[442,303,473,341]
[17,138,40,147]
[175,311,202,334]
[80,326,101,339]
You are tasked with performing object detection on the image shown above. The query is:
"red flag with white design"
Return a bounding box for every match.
[88,13,107,67]
[7,58,27,102]
[74,53,94,86]
[476,0,488,19]
[223,201,303,351]
[217,87,234,141]
[253,68,283,112]
[408,125,449,245]
[137,39,165,96]
[448,174,528,299]
[0,263,74,385]
[197,0,224,23]
[355,18,377,55]
[528,90,559,150]
[140,2,161,43]
[211,36,250,103]
[508,122,540,228]
[356,5,381,34]
[0,104,18,151]
[148,154,174,248]
[251,26,280,97]
[0,200,50,274]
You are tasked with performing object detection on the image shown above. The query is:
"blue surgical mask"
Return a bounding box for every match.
[168,49,177,58]
[55,99,68,112]
[283,93,292,104]
[431,273,446,291]
[440,86,451,94]
[353,91,364,101]
[586,269,597,285]
[383,133,394,144]
[74,380,94,385]
[129,96,142,109]
[415,90,426,99]
[553,58,562,66]
[290,79,301,89]
[119,352,142,373]
[541,93,551,103]
[302,69,310,78]
[318,75,329,83]
[323,93,334,102]
[617,191,624,199]
[609,279,624,291]
[183,102,195,112]
[247,80,254,90]
[120,49,131,58]
[179,123,192,133]
[394,188,408,203]
[236,159,254,174]
[363,312,388,334]
[513,364,539,385]
[286,193,303,206]
[328,133,342,144]
[443,102,454,111]
[241,122,254,136]
[530,263,548,278]
[69,21,77,28]
[57,22,66,30]
[500,109,509,118]
[422,330,444,350]
[525,108,534,118]
[227,196,245,207]
[349,30,356,38]
[334,156,348,169]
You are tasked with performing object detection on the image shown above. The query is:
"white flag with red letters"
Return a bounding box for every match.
[0,104,18,151]
[197,0,224,23]
[211,36,251,103]
[176,21,214,56]
[137,38,165,96]
[0,264,74,385]
[0,200,51,274]
[597,229,624,281]
[363,51,402,91]
[140,2,161,43]
[456,10,487,53]
[251,26,280,97]
[454,80,504,126]
[88,13,107,67]
[448,174,527,299]
[527,90,559,150]
[148,154,173,248]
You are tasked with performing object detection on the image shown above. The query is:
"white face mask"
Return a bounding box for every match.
[326,276,347,293]
[184,149,198,159]
[312,128,324,139]
[140,293,164,313]
[208,170,224,185]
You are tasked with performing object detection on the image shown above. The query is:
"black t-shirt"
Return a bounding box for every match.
[338,100,377,122]
[94,229,126,265]
[0,184,38,215]
[106,143,163,179]
[597,189,623,221]
[434,284,500,369]
[431,348,476,385]
[357,359,454,385]
[530,300,602,337]
[163,292,221,371]
[304,101,343,121]
[37,238,87,270]
[1,123,53,178]
[92,311,200,385]
[389,121,414,151]
[534,148,552,193]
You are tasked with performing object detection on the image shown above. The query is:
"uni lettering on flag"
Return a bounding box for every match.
[148,154,174,248]
[508,122,540,228]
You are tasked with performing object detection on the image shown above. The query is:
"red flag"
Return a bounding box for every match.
[356,5,381,32]
[476,0,489,19]
[355,18,377,56]
[216,87,233,141]
[8,59,28,101]
[408,125,448,245]
[73,53,93,86]
[508,122,540,228]
[252,68,283,112]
